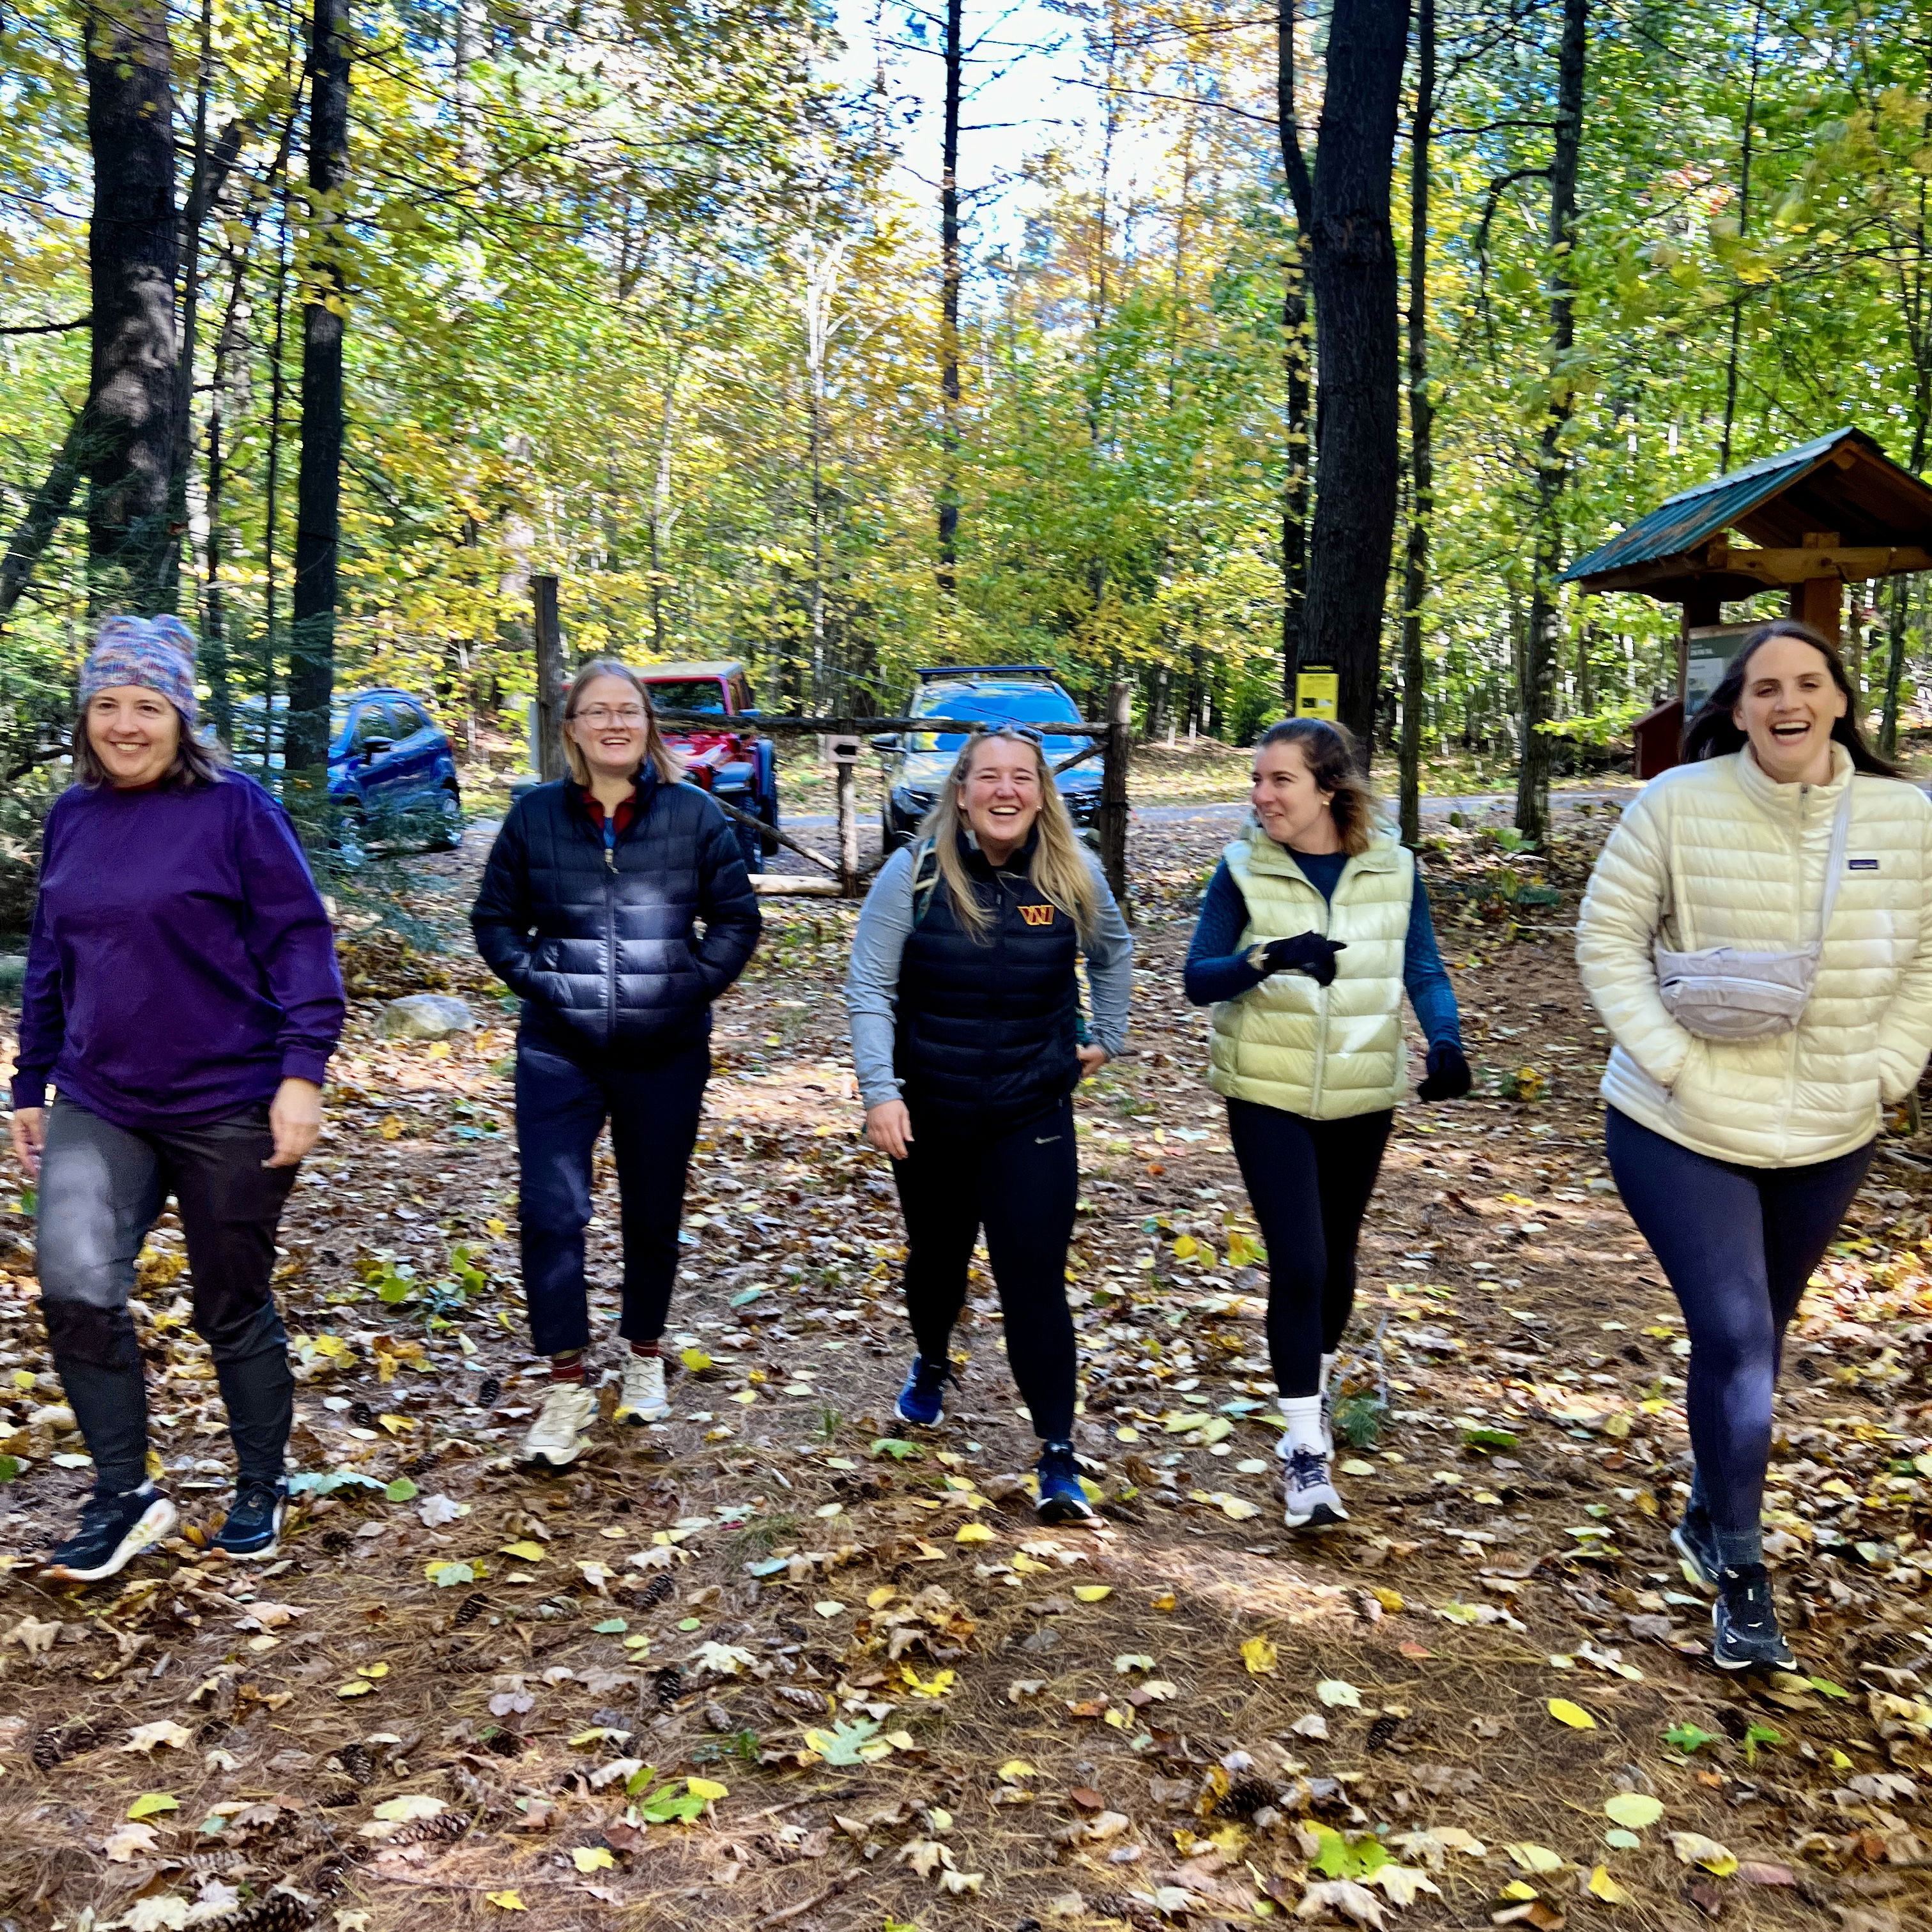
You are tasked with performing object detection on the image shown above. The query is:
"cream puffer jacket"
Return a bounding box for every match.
[1208,824,1414,1119]
[1575,744,1932,1167]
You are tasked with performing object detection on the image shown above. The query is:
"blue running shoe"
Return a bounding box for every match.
[895,1354,949,1428]
[1034,1441,1095,1524]
[213,1478,288,1560]
[1670,1508,1722,1593]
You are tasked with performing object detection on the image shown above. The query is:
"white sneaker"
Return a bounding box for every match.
[522,1383,598,1466]
[614,1353,670,1425]
[1282,1444,1349,1531]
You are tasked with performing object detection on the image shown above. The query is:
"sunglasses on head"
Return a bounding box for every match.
[968,723,1045,746]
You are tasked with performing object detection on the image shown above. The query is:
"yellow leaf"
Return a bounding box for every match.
[1505,1843,1565,1874]
[572,1846,615,1873]
[1603,1793,1662,1830]
[485,1218,507,1236]
[1588,1866,1632,1905]
[1498,1881,1538,1901]
[956,1522,995,1544]
[1547,1698,1597,1729]
[1072,1585,1111,1603]
[1371,1588,1404,1613]
[337,1681,374,1698]
[358,1662,389,1679]
[1172,1236,1198,1260]
[1240,1636,1278,1676]
[372,1796,445,1821]
[378,1413,415,1434]
[127,1793,179,1820]
[997,1760,1036,1781]
[1668,1832,1737,1876]
[487,1891,526,1910]
[378,1115,404,1140]
[500,1541,546,1562]
[685,1776,728,1801]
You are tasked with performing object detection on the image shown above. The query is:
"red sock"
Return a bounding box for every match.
[550,1351,586,1384]
[630,1340,661,1359]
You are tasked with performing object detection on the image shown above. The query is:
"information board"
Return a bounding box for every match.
[1684,623,1756,715]
[1294,668,1339,721]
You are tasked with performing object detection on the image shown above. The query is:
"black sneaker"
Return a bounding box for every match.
[42,1483,179,1584]
[1711,1563,1796,1672]
[1670,1508,1723,1593]
[213,1478,288,1561]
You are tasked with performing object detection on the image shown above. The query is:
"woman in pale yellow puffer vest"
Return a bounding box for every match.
[1184,719,1469,1533]
[1577,618,1932,1675]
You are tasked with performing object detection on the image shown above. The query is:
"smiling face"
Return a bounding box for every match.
[1732,632,1848,786]
[85,685,181,788]
[1250,738,1337,849]
[956,735,1045,857]
[567,672,650,783]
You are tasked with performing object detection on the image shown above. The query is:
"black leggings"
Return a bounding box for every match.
[892,1097,1078,1441]
[1607,1107,1873,1538]
[1227,1098,1393,1399]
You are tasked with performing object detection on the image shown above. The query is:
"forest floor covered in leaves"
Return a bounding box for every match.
[1,801,1930,1932]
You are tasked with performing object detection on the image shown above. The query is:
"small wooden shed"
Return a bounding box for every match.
[1561,427,1932,772]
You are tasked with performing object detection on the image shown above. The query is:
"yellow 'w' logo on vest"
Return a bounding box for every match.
[1018,902,1055,927]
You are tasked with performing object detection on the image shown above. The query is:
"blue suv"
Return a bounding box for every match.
[231,689,463,849]
[875,666,1100,850]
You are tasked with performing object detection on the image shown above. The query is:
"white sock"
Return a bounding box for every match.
[1319,1352,1338,1394]
[1278,1396,1324,1455]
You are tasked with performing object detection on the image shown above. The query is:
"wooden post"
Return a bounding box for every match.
[532,574,565,781]
[1791,574,1843,646]
[1098,679,1132,918]
[836,757,859,894]
[1677,586,1722,705]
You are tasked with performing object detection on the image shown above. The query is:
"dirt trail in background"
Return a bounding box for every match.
[0,807,1928,1932]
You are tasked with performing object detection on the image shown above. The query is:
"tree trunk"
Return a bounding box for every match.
[0,412,95,622]
[1513,0,1587,843]
[1399,0,1434,847]
[1301,0,1412,758]
[263,195,292,749]
[1277,0,1314,703]
[84,0,180,613]
[935,0,962,592]
[288,0,351,806]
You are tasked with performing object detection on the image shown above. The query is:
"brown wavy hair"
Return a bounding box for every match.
[72,699,226,792]
[1682,617,1901,776]
[561,659,684,787]
[1255,717,1382,856]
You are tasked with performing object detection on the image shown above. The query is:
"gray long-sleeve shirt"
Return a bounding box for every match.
[845,842,1133,1108]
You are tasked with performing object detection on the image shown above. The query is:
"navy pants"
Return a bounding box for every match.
[893,1098,1079,1441]
[1226,1098,1393,1399]
[516,1032,709,1356]
[1607,1107,1873,1539]
[36,1099,296,1492]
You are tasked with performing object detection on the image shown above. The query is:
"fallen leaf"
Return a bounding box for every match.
[123,1721,193,1754]
[1504,1843,1565,1874]
[1546,1698,1596,1729]
[1242,1636,1279,1676]
[1588,1866,1631,1905]
[572,1846,616,1873]
[1317,1678,1363,1708]
[1668,1831,1738,1876]
[1296,1878,1386,1928]
[103,1822,161,1862]
[1072,1585,1112,1603]
[372,1796,446,1822]
[127,1792,180,1820]
[486,1892,526,1911]
[1602,1793,1662,1831]
[1368,1866,1440,1906]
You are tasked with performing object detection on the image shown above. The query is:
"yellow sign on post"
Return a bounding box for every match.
[1294,668,1338,721]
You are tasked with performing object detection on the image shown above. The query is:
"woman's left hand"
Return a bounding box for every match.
[266,1078,324,1167]
[1077,1044,1110,1080]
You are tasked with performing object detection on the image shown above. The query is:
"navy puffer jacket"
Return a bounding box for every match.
[470,772,760,1059]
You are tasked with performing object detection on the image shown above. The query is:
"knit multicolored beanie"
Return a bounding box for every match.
[78,614,199,726]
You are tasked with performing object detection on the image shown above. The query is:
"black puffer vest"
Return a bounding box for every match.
[895,832,1081,1131]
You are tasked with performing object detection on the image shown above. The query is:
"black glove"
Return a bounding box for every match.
[1258,934,1347,987]
[1418,1042,1472,1102]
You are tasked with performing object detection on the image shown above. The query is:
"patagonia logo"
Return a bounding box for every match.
[1018,903,1057,927]
[1848,858,1880,871]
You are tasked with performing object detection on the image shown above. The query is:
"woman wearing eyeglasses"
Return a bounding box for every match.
[472,660,760,1466]
[847,725,1132,1522]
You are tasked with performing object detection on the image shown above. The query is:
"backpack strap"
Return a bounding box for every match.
[910,838,941,930]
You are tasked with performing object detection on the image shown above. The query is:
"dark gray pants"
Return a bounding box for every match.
[36,1100,297,1492]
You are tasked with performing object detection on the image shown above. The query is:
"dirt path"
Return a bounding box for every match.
[0,809,1928,1932]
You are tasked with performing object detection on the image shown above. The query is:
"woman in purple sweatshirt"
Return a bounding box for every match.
[7,616,345,1581]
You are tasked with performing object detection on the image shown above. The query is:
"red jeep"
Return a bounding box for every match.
[636,661,779,871]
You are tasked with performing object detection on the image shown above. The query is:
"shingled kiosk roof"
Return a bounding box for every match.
[1561,426,1932,602]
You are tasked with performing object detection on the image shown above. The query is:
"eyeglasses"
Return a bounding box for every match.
[969,723,1044,745]
[574,706,648,726]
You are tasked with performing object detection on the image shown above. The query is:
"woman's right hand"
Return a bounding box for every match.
[9,1106,45,1181]
[865,1100,913,1160]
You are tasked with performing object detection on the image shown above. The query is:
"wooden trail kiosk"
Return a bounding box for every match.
[1562,427,1932,776]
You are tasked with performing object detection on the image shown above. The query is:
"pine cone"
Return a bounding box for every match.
[453,1591,488,1628]
[1365,1713,1402,1753]
[651,1666,684,1711]
[337,1740,374,1786]
[210,1892,318,1932]
[402,1448,441,1478]
[637,1574,675,1609]
[1214,1775,1279,1820]
[477,1377,502,1408]
[320,1529,352,1556]
[349,1400,376,1429]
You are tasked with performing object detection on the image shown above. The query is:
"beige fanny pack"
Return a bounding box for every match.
[1653,783,1853,1043]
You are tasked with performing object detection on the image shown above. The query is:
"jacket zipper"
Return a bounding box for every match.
[601,808,620,1041]
[1777,783,1811,1161]
[1303,857,1341,1113]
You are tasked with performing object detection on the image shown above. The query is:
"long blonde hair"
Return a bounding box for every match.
[918,726,1100,940]
[560,659,684,787]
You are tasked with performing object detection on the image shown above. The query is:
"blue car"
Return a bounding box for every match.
[875,665,1100,850]
[230,688,463,850]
